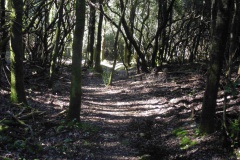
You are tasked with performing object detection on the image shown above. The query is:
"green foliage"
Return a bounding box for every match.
[2,158,12,160]
[13,139,43,154]
[83,139,91,147]
[80,122,99,133]
[173,127,198,150]
[56,125,65,133]
[230,119,240,133]
[223,81,239,97]
[230,119,240,146]
[0,125,9,131]
[180,136,197,150]
[89,67,95,72]
[188,89,197,96]
[174,0,184,16]
[102,70,111,86]
[14,140,26,150]
[66,119,81,129]
[55,121,98,154]
[57,119,81,133]
[173,127,188,137]
[104,33,115,60]
[194,128,201,136]
[181,136,191,146]
[57,119,99,133]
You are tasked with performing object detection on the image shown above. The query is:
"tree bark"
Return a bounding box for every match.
[200,0,231,134]
[226,0,239,79]
[126,0,137,67]
[152,0,175,68]
[108,0,128,85]
[67,0,85,122]
[0,0,7,87]
[119,0,149,73]
[94,0,103,73]
[88,0,96,67]
[9,0,28,106]
[48,0,64,88]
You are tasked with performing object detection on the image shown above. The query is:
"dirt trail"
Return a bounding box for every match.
[79,65,237,160]
[81,73,141,159]
[80,69,196,159]
[1,63,237,159]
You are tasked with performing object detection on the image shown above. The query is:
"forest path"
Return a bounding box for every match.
[78,63,238,159]
[1,63,238,159]
[80,66,203,159]
[81,74,144,159]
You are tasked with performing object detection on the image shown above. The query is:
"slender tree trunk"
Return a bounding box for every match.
[200,0,231,134]
[0,0,6,87]
[152,0,161,68]
[152,0,175,68]
[94,0,103,73]
[48,0,64,88]
[119,0,149,73]
[126,0,137,67]
[226,0,239,79]
[67,0,85,122]
[101,20,106,61]
[43,2,50,65]
[108,0,128,85]
[158,0,167,65]
[88,0,96,67]
[9,0,28,106]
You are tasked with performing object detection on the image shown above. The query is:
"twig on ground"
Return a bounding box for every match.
[6,111,34,137]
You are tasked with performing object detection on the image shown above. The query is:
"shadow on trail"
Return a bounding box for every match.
[79,66,237,160]
[80,79,192,159]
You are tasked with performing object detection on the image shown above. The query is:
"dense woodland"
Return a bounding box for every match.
[0,0,240,159]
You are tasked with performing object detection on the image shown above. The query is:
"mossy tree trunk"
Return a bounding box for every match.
[9,0,28,106]
[67,0,85,122]
[200,0,231,134]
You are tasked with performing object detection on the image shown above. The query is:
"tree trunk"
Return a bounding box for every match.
[9,0,28,106]
[94,0,103,73]
[152,0,161,68]
[226,0,239,79]
[200,0,231,134]
[67,0,85,122]
[108,0,128,85]
[126,0,137,67]
[119,0,149,73]
[0,0,6,87]
[48,0,64,88]
[152,0,175,68]
[101,21,106,61]
[88,0,96,67]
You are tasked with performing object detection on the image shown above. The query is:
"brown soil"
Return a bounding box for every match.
[0,62,239,160]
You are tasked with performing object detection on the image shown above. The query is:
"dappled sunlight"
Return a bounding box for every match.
[101,60,124,70]
[78,62,239,159]
[1,62,238,159]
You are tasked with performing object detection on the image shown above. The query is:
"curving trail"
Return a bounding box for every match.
[80,68,207,159]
